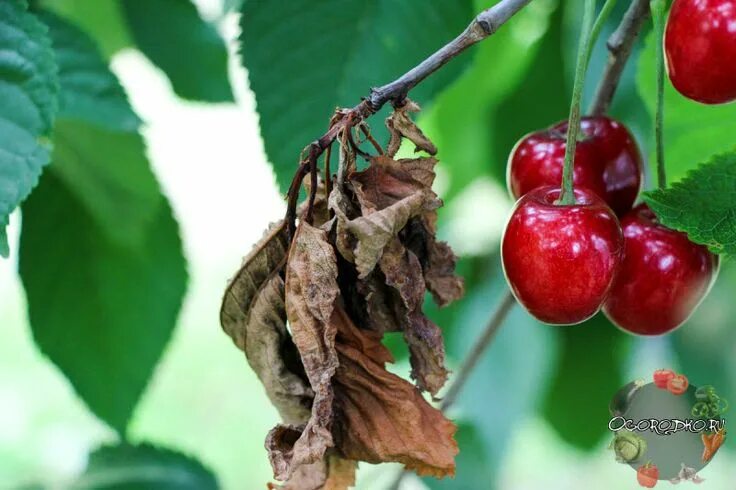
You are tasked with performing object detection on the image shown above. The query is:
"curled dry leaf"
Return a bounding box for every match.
[386,100,438,157]
[223,103,463,489]
[380,238,449,395]
[332,306,458,477]
[275,221,341,480]
[220,222,312,424]
[267,455,357,490]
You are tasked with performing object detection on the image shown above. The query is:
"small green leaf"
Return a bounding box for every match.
[121,0,233,102]
[644,151,736,256]
[20,172,187,434]
[542,314,631,451]
[73,443,218,489]
[0,0,59,257]
[239,0,475,192]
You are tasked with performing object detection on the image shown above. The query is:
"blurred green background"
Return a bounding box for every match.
[1,0,735,488]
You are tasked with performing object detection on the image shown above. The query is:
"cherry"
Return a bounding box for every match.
[664,0,736,104]
[502,186,624,325]
[603,204,719,336]
[507,116,643,216]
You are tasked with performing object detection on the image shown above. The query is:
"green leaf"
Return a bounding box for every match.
[644,151,736,256]
[19,172,187,434]
[121,0,233,102]
[239,0,475,192]
[40,11,160,248]
[18,12,188,434]
[637,31,736,182]
[41,10,139,131]
[542,314,631,450]
[73,443,218,489]
[41,0,132,59]
[0,0,59,257]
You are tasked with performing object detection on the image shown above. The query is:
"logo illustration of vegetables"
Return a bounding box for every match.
[610,430,648,463]
[691,385,729,419]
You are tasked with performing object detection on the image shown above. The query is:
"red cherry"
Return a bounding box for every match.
[507,116,643,216]
[603,204,719,336]
[665,0,736,104]
[502,186,624,325]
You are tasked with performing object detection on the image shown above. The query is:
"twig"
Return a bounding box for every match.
[589,0,651,115]
[285,0,534,232]
[440,291,516,411]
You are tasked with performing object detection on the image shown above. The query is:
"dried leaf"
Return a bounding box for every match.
[379,239,449,396]
[221,221,288,347]
[350,155,436,213]
[356,272,402,333]
[220,223,311,423]
[277,221,341,479]
[331,306,457,478]
[267,454,356,490]
[327,186,357,263]
[344,189,439,278]
[386,100,437,157]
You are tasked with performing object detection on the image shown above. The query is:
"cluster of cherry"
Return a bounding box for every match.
[501,0,735,335]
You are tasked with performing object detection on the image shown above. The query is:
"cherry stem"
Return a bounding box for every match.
[558,0,618,205]
[651,0,667,189]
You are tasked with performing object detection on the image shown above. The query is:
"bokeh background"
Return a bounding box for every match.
[1,0,735,488]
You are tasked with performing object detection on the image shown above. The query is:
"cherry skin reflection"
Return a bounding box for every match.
[502,186,624,325]
[603,204,719,335]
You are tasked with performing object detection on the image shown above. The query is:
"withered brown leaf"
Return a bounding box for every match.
[220,222,312,424]
[332,306,457,478]
[267,454,356,490]
[386,100,438,157]
[277,221,341,480]
[379,238,449,396]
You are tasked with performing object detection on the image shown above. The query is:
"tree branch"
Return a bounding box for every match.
[589,0,651,115]
[369,0,534,108]
[285,0,534,233]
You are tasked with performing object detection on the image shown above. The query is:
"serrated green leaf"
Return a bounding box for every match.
[73,443,218,490]
[40,10,139,131]
[644,151,736,256]
[542,314,630,451]
[239,0,474,192]
[19,172,187,434]
[637,31,736,182]
[19,12,188,434]
[0,0,59,257]
[121,0,233,103]
[41,0,132,59]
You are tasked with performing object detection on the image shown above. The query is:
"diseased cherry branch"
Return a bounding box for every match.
[589,0,651,115]
[285,0,533,238]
